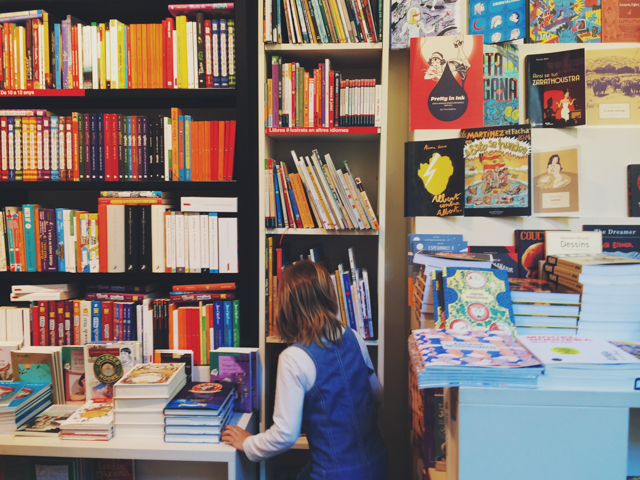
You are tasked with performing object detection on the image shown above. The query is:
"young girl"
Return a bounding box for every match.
[222,260,388,480]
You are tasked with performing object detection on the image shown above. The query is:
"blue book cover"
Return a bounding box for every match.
[214,302,224,350]
[469,0,525,43]
[55,209,65,272]
[15,394,51,427]
[285,175,302,227]
[91,300,102,342]
[7,118,15,180]
[185,116,191,181]
[179,116,185,181]
[583,225,640,260]
[342,272,358,331]
[273,167,283,228]
[22,205,38,272]
[442,267,516,336]
[0,381,28,407]
[212,20,221,87]
[164,381,236,414]
[482,44,519,127]
[10,383,50,410]
[54,24,61,89]
[223,302,233,348]
[219,19,229,88]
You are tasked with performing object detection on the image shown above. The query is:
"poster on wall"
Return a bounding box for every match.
[469,0,526,43]
[390,0,462,50]
[483,44,520,127]
[532,146,580,216]
[460,125,531,217]
[410,35,484,130]
[528,0,601,43]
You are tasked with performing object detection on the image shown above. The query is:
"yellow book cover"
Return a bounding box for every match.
[43,12,51,88]
[328,0,346,43]
[334,270,348,326]
[177,16,188,89]
[118,22,126,89]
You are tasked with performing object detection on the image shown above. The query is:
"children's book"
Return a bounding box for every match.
[0,381,27,407]
[0,342,21,381]
[209,348,258,412]
[59,401,114,430]
[405,139,465,217]
[442,267,516,336]
[410,35,484,130]
[114,363,185,398]
[84,342,141,401]
[16,404,79,436]
[529,0,601,43]
[61,346,85,403]
[526,49,586,128]
[390,0,462,50]
[483,44,519,126]
[164,381,236,414]
[532,146,580,216]
[470,0,526,43]
[460,125,531,217]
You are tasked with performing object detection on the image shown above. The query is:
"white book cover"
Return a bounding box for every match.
[164,117,171,180]
[107,205,125,273]
[188,213,201,273]
[0,341,20,380]
[105,29,110,85]
[22,309,30,347]
[92,24,99,89]
[0,308,9,342]
[172,32,178,89]
[80,300,91,345]
[84,342,142,401]
[114,363,185,398]
[200,213,209,271]
[88,215,99,272]
[186,22,194,89]
[306,156,337,228]
[176,212,185,272]
[151,205,167,273]
[60,402,114,430]
[324,154,359,228]
[142,299,153,363]
[192,26,199,89]
[63,210,73,273]
[180,197,238,213]
[77,24,83,89]
[310,152,344,229]
[168,212,176,272]
[218,217,238,274]
[12,284,73,294]
[209,213,219,273]
[8,308,23,343]
[110,20,118,89]
[136,304,143,344]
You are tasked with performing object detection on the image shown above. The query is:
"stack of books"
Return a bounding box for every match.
[408,329,543,389]
[15,404,79,437]
[509,279,581,336]
[265,150,378,231]
[210,348,259,413]
[60,401,114,440]
[10,284,78,302]
[84,342,142,402]
[544,254,640,341]
[0,110,236,183]
[113,363,187,438]
[267,58,380,128]
[0,382,52,434]
[0,307,31,344]
[12,347,64,403]
[163,381,236,444]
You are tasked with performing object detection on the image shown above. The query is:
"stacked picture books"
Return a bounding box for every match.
[267,58,380,128]
[15,404,79,437]
[113,363,187,438]
[12,347,64,403]
[60,401,114,440]
[84,342,142,403]
[164,381,236,443]
[0,5,236,91]
[265,150,378,231]
[0,382,52,434]
[408,330,543,389]
[0,110,236,182]
[264,0,381,44]
[544,254,640,341]
[509,279,581,336]
[0,194,239,274]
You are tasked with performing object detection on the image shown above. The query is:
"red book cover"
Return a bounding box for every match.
[328,71,334,128]
[0,25,4,90]
[97,204,108,273]
[102,301,114,341]
[64,300,72,345]
[55,300,64,346]
[73,300,81,345]
[117,303,124,341]
[131,115,138,181]
[112,114,120,181]
[85,292,151,302]
[31,304,38,346]
[223,121,231,180]
[126,26,132,90]
[166,18,175,88]
[410,36,484,131]
[32,19,40,89]
[211,120,218,180]
[226,120,236,180]
[191,307,201,364]
[48,300,56,346]
[217,121,225,181]
[38,301,48,346]
[172,283,236,292]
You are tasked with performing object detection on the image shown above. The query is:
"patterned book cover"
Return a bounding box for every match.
[471,0,526,43]
[60,401,113,428]
[442,267,516,335]
[390,0,462,50]
[529,0,601,43]
[165,381,236,413]
[483,44,519,126]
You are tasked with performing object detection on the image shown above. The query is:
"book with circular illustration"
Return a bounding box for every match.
[164,381,237,414]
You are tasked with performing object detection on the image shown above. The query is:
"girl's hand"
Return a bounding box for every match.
[222,425,252,451]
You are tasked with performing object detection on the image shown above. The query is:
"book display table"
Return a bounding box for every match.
[447,387,640,480]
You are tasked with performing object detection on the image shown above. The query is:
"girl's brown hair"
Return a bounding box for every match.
[274,260,343,347]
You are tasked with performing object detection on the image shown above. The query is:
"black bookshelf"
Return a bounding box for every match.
[0,0,260,347]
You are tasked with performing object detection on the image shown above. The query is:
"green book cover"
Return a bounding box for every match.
[232,300,240,348]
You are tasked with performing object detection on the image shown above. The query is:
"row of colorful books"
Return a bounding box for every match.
[0,197,239,273]
[0,5,236,90]
[265,149,378,230]
[0,110,236,182]
[264,0,382,44]
[267,57,380,128]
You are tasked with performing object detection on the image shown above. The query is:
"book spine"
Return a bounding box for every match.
[232,299,240,347]
[214,301,223,349]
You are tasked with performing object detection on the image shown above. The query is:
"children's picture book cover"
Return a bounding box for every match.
[405,139,465,217]
[60,401,114,428]
[460,125,531,216]
[468,246,519,277]
[165,381,237,412]
[586,48,640,125]
[529,0,602,43]
[0,343,20,381]
[532,147,580,216]
[518,336,640,365]
[483,44,520,126]
[62,346,85,403]
[515,229,546,278]
[84,343,139,401]
[118,362,182,385]
[630,165,640,216]
[391,0,462,50]
[583,225,640,259]
[470,0,526,43]
[410,35,484,130]
[10,383,50,410]
[210,349,256,413]
[17,404,79,435]
[442,267,517,336]
[526,49,586,128]
[602,0,640,42]
[610,341,640,360]
[0,381,27,406]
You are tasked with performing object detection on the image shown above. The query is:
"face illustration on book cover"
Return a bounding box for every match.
[404,139,465,217]
[470,0,525,43]
[410,35,484,130]
[532,147,580,216]
[460,125,531,217]
[529,0,601,43]
[586,48,640,125]
[483,44,520,127]
[391,0,461,50]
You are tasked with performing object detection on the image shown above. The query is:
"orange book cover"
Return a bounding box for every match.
[153,23,159,88]
[157,24,163,88]
[211,121,218,181]
[141,24,148,89]
[168,302,176,348]
[135,24,142,89]
[178,307,187,350]
[171,282,236,292]
[130,24,137,88]
[191,122,198,181]
[97,204,108,272]
[199,122,205,181]
[70,25,77,89]
[205,121,211,181]
[171,108,182,181]
[217,121,225,181]
[97,198,166,205]
[72,113,79,181]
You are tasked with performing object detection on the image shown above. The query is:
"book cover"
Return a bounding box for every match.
[209,349,255,412]
[0,381,28,406]
[17,404,78,435]
[61,346,85,403]
[629,165,640,216]
[117,362,183,386]
[84,343,140,401]
[526,49,586,128]
[583,224,640,259]
[545,231,603,256]
[586,48,640,125]
[0,342,20,381]
[460,125,531,216]
[602,0,640,42]
[410,35,484,130]
[390,0,462,50]
[529,0,601,42]
[165,381,236,413]
[404,139,465,217]
[470,0,526,43]
[515,229,545,278]
[468,246,519,277]
[532,146,580,216]
[60,401,113,429]
[518,336,640,365]
[483,44,519,127]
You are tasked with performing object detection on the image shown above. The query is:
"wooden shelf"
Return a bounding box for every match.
[266,228,379,236]
[266,127,380,142]
[0,181,238,191]
[0,272,241,283]
[265,43,382,68]
[291,436,309,450]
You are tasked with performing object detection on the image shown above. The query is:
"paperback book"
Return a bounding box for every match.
[483,44,519,127]
[532,147,580,216]
[529,0,602,42]
[390,0,462,50]
[470,0,526,43]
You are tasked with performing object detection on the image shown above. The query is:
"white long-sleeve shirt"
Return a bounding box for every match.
[243,329,382,462]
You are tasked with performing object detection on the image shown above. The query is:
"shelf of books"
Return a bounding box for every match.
[266,228,379,235]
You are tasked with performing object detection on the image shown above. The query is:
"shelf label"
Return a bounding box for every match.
[0,89,86,97]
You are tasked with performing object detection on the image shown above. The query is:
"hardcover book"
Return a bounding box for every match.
[529,0,602,43]
[526,49,586,128]
[60,401,114,430]
[515,229,545,278]
[602,0,640,42]
[583,224,640,259]
[629,165,640,216]
[460,125,531,217]
[114,362,185,398]
[16,404,79,436]
[470,0,526,43]
[442,267,516,336]
[390,0,462,50]
[209,347,258,412]
[61,346,85,403]
[468,246,519,277]
[410,35,484,130]
[164,381,236,414]
[532,146,580,216]
[84,343,141,402]
[405,139,465,217]
[483,44,519,127]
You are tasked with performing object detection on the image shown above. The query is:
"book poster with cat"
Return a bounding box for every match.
[532,146,580,216]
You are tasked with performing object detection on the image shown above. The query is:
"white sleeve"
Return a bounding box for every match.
[242,347,315,462]
[352,328,383,408]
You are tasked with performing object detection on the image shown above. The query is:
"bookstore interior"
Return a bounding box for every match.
[0,0,640,479]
